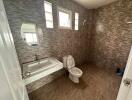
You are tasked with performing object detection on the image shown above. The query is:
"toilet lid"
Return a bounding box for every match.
[66,55,75,69]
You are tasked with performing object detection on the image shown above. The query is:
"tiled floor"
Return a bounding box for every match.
[29,65,121,100]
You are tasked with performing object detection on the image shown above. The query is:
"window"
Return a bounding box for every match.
[21,23,38,46]
[58,7,72,29]
[75,12,79,30]
[44,1,53,28]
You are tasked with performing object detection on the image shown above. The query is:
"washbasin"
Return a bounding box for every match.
[28,59,52,73]
[23,57,60,77]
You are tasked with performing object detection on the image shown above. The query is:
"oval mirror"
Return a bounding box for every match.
[21,23,38,46]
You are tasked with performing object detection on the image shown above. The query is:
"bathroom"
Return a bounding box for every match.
[0,0,132,100]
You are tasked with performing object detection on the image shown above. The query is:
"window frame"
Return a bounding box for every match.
[57,7,72,29]
[44,1,54,28]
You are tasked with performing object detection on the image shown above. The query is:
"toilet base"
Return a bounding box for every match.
[69,73,79,83]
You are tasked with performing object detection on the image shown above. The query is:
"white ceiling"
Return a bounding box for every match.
[73,0,118,9]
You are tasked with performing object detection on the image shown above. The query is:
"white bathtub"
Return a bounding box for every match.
[22,57,63,85]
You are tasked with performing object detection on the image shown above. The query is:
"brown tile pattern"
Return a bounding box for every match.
[90,0,132,69]
[3,0,93,92]
[3,0,93,67]
[29,65,121,100]
[3,0,131,94]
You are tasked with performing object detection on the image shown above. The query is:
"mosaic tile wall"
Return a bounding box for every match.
[4,0,93,67]
[3,0,93,93]
[4,0,132,93]
[90,0,132,69]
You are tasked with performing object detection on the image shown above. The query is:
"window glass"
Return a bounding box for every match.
[75,12,79,30]
[58,7,72,29]
[46,21,53,28]
[44,1,52,12]
[59,11,70,27]
[44,1,53,28]
[45,13,53,21]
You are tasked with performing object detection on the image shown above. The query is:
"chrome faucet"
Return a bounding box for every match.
[34,54,39,61]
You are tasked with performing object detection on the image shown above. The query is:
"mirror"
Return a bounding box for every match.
[21,23,38,46]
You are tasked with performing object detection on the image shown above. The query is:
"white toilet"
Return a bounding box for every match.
[63,55,83,83]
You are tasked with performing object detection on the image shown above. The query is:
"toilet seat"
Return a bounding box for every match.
[69,67,83,77]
